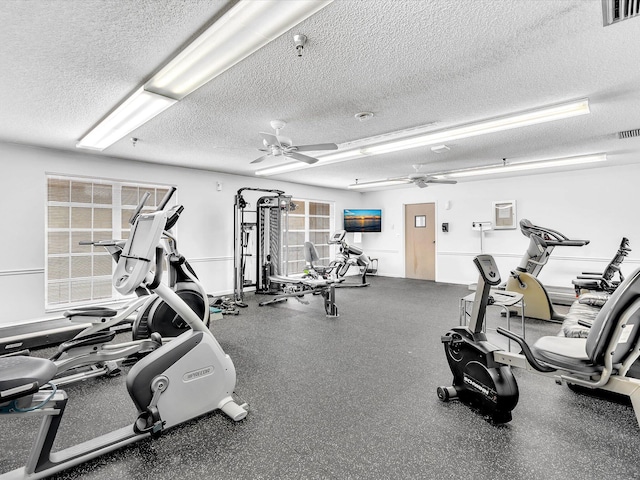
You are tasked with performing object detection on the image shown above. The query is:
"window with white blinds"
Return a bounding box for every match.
[46,175,171,309]
[286,199,334,274]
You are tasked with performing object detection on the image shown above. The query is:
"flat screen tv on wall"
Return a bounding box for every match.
[343,209,382,233]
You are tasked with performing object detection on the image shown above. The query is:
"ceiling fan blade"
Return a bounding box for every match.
[286,151,319,164]
[259,132,281,147]
[293,143,338,152]
[250,154,271,164]
[414,179,429,188]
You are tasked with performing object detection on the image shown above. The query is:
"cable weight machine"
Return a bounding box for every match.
[234,187,294,306]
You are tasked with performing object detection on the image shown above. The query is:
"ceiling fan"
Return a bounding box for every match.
[365,164,458,188]
[405,164,457,188]
[251,120,338,165]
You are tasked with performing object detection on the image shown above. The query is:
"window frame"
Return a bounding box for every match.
[286,198,335,275]
[45,173,173,311]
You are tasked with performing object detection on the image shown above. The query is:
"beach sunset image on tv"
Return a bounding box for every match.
[344,209,382,232]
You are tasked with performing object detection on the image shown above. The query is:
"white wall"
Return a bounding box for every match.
[5,140,639,327]
[360,164,640,287]
[0,142,362,326]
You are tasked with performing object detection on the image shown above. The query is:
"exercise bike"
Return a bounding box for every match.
[438,254,640,426]
[0,196,247,479]
[50,188,209,385]
[505,219,589,321]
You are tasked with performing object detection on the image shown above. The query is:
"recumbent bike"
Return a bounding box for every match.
[439,254,640,425]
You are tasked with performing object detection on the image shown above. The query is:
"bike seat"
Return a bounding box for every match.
[530,336,602,374]
[0,356,57,403]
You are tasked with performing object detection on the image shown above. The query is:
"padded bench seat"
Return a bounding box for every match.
[560,292,610,338]
[531,336,602,374]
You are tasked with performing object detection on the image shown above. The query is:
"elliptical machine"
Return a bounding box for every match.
[50,189,209,385]
[0,194,247,479]
[505,219,589,321]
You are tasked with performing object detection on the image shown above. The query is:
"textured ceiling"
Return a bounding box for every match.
[2,0,640,190]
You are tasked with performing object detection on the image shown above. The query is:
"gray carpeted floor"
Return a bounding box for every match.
[2,276,639,479]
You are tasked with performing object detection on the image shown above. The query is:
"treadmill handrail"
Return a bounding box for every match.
[520,219,589,246]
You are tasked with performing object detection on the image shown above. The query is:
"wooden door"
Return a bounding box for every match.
[405,203,436,280]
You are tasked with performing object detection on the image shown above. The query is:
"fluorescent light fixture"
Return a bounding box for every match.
[348,179,409,190]
[78,0,332,151]
[438,154,607,179]
[348,153,606,190]
[254,162,308,176]
[76,88,177,150]
[255,149,364,176]
[256,99,590,176]
[146,0,333,99]
[361,99,590,156]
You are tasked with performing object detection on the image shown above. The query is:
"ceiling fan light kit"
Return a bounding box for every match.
[77,0,333,151]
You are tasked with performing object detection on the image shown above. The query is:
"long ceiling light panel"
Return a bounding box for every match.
[346,154,607,190]
[255,99,591,176]
[145,0,333,99]
[77,0,333,151]
[361,99,590,156]
[76,88,177,151]
[436,153,607,179]
[348,179,409,190]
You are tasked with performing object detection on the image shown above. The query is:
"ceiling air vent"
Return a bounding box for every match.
[603,0,640,26]
[618,128,640,139]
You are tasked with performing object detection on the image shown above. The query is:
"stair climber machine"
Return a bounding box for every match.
[506,219,589,321]
[438,254,640,426]
[0,195,247,479]
[46,188,210,386]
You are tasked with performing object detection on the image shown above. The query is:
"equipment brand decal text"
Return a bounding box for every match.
[183,365,214,382]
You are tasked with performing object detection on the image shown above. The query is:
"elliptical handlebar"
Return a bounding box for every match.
[128,186,176,226]
[129,191,152,225]
[157,186,177,211]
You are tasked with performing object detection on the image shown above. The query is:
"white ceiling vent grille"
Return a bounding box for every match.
[618,128,640,139]
[603,0,640,26]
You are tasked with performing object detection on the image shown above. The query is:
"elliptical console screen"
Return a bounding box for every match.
[330,230,346,243]
[113,211,165,295]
